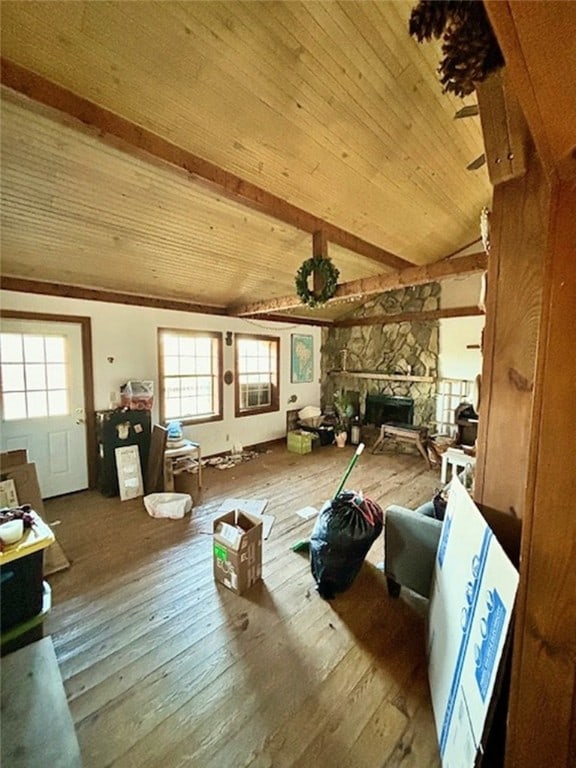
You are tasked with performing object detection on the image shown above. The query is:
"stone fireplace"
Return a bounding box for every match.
[320,283,440,429]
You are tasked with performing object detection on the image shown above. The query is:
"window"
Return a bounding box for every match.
[0,332,69,420]
[235,334,279,416]
[158,329,222,424]
[435,378,475,435]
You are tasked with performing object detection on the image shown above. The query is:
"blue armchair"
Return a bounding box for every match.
[384,503,441,599]
[384,500,521,599]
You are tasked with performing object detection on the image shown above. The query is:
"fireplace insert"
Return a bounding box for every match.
[365,394,414,426]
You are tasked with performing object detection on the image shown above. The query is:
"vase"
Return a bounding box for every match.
[335,431,348,448]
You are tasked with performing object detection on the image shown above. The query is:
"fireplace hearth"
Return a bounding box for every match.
[365,394,414,426]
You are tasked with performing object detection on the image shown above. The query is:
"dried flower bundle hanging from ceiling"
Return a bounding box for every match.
[409,0,504,97]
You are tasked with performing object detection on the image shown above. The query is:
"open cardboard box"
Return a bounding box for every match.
[213,510,263,595]
[0,450,70,576]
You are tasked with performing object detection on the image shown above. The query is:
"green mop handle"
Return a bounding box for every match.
[334,443,365,498]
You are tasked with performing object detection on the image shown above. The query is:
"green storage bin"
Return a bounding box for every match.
[287,430,314,454]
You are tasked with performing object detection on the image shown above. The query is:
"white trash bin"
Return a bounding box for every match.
[143,493,192,520]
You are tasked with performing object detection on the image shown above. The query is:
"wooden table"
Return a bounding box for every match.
[441,447,477,484]
[371,423,440,469]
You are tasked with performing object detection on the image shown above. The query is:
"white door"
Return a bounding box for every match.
[0,318,88,498]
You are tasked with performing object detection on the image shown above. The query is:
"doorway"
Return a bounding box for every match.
[0,310,95,498]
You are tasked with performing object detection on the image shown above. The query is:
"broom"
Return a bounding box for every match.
[291,443,365,552]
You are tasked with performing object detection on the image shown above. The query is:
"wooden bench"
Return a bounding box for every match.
[371,423,440,469]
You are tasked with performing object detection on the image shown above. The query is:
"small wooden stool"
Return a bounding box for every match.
[371,423,440,469]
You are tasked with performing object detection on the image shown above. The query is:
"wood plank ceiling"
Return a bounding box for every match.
[0,0,491,322]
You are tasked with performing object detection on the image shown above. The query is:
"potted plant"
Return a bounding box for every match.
[333,389,352,447]
[334,421,348,447]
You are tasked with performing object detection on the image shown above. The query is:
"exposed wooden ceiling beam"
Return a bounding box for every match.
[0,277,228,316]
[334,305,484,328]
[0,277,331,327]
[0,58,411,272]
[248,314,332,327]
[231,252,488,317]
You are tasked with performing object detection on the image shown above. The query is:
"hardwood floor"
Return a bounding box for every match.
[43,441,442,768]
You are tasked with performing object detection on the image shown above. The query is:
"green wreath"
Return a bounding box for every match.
[295,257,340,308]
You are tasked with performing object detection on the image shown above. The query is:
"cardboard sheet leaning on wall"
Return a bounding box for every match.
[428,476,519,768]
[0,450,70,576]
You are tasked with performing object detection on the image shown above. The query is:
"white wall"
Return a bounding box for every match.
[1,290,321,457]
[439,274,484,381]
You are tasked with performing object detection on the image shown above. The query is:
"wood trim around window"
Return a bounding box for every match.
[157,328,223,425]
[234,333,280,418]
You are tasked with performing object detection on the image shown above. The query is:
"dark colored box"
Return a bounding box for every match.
[300,425,335,446]
[0,550,44,633]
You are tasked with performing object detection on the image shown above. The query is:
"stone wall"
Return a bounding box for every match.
[321,283,440,427]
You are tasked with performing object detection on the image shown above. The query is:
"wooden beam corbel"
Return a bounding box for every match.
[476,69,530,186]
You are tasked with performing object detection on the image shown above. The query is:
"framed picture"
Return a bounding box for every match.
[291,334,313,383]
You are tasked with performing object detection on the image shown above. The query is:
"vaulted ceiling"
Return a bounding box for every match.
[0,1,491,322]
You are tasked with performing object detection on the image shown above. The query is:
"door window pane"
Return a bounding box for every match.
[48,390,69,416]
[44,336,66,362]
[2,392,27,419]
[46,363,67,389]
[0,334,23,363]
[23,336,45,362]
[27,390,48,418]
[25,363,47,391]
[1,363,25,391]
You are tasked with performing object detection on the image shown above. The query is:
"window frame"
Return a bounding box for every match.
[0,330,71,421]
[234,333,280,418]
[158,327,223,426]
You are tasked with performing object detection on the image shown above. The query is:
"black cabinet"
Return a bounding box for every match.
[96,409,151,496]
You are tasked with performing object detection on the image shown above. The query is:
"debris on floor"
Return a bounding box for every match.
[205,449,269,470]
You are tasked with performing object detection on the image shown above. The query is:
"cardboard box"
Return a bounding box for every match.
[0,449,29,471]
[0,453,70,576]
[174,469,198,498]
[287,430,314,455]
[213,510,262,594]
[0,462,46,518]
[0,479,19,508]
[428,476,519,767]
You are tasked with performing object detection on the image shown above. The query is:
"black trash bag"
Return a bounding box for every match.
[310,491,383,600]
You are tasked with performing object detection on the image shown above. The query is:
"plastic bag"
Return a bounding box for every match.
[310,491,383,599]
[120,380,154,410]
[144,493,192,520]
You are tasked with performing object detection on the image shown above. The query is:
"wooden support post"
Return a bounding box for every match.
[474,78,547,520]
[312,229,329,296]
[474,3,576,762]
